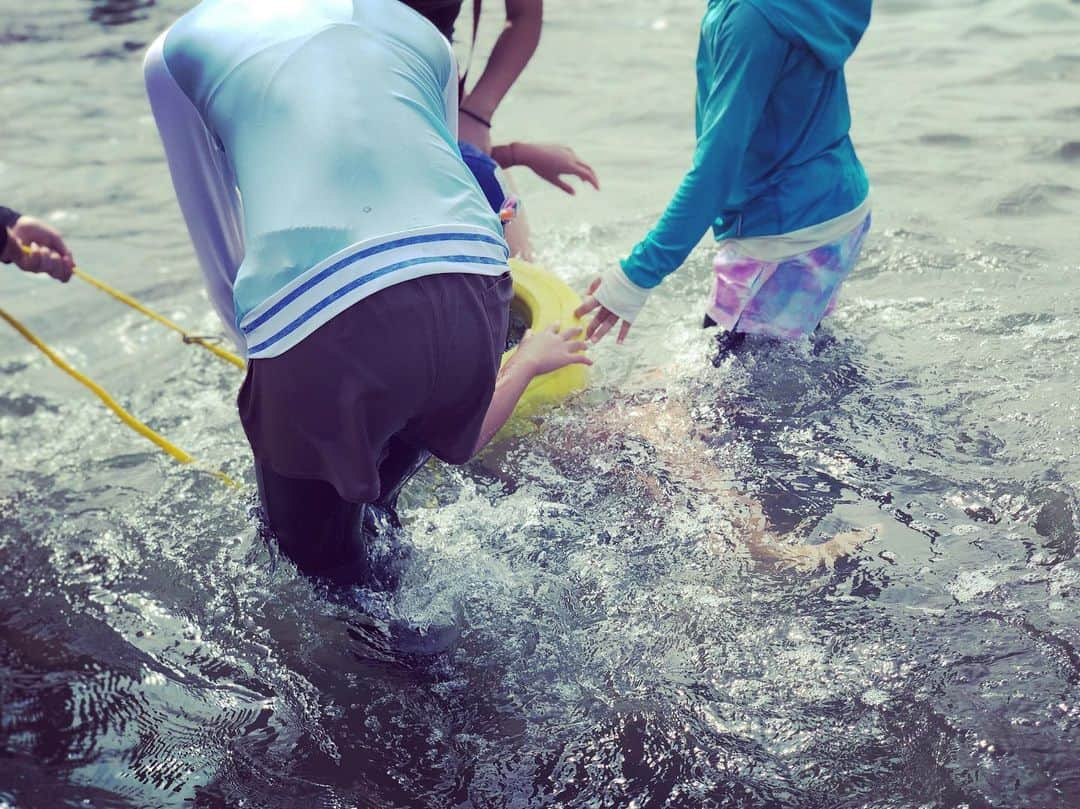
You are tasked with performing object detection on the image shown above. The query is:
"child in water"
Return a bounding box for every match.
[460,139,598,259]
[482,374,875,574]
[144,0,591,586]
[577,0,873,347]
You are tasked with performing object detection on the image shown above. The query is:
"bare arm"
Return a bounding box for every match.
[490,142,599,194]
[472,325,591,454]
[473,350,537,454]
[459,0,543,151]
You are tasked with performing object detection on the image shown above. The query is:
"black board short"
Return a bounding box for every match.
[238,270,512,503]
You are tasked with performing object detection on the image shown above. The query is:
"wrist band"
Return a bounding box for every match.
[460,107,492,129]
[0,207,20,261]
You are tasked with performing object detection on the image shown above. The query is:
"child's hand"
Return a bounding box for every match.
[495,143,599,195]
[513,324,593,376]
[574,277,632,344]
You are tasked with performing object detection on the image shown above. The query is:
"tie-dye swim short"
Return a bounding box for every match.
[706,215,871,339]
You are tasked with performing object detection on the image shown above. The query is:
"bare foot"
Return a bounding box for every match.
[769,525,880,573]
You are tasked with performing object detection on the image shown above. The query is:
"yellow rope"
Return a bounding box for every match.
[18,243,244,369]
[0,306,239,489]
[71,267,246,369]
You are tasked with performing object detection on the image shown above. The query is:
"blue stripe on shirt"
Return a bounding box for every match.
[242,231,507,334]
[246,254,507,355]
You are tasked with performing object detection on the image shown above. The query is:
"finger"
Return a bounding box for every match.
[572,354,594,366]
[23,247,42,272]
[561,327,584,341]
[32,228,67,255]
[576,162,600,190]
[583,312,599,341]
[40,252,64,278]
[586,277,602,296]
[567,341,589,353]
[584,309,612,341]
[573,295,601,319]
[590,316,616,344]
[49,235,71,259]
[616,320,632,345]
[585,309,615,341]
[553,178,575,195]
[49,251,72,282]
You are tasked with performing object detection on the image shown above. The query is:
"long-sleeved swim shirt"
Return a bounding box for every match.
[145,0,508,358]
[597,0,872,324]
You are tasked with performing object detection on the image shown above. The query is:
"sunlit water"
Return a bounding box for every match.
[2,1,1079,807]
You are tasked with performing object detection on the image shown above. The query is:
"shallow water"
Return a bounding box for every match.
[2,1,1079,807]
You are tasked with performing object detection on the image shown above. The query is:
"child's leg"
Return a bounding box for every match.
[374,435,431,519]
[255,440,430,588]
[704,311,747,363]
[622,398,873,571]
[254,460,371,585]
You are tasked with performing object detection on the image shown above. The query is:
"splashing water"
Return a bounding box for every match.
[2,1,1080,807]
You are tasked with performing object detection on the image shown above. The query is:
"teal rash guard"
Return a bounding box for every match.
[600,0,872,323]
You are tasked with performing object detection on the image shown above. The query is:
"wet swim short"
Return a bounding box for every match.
[238,271,513,503]
[707,215,871,339]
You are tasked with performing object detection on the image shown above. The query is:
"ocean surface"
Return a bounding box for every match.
[1,1,1078,806]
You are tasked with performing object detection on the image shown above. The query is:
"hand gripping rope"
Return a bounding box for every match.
[2,247,239,487]
[3,247,590,487]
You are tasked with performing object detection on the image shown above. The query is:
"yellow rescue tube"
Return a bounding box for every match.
[504,258,590,417]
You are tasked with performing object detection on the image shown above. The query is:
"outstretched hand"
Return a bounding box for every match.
[513,324,593,375]
[573,277,632,345]
[507,143,599,195]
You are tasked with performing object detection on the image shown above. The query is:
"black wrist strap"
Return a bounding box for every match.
[460,107,492,129]
[0,207,20,257]
[0,206,21,230]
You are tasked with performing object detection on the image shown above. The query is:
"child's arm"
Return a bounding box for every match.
[144,34,246,349]
[472,325,592,454]
[577,6,788,343]
[458,0,544,153]
[491,143,599,195]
